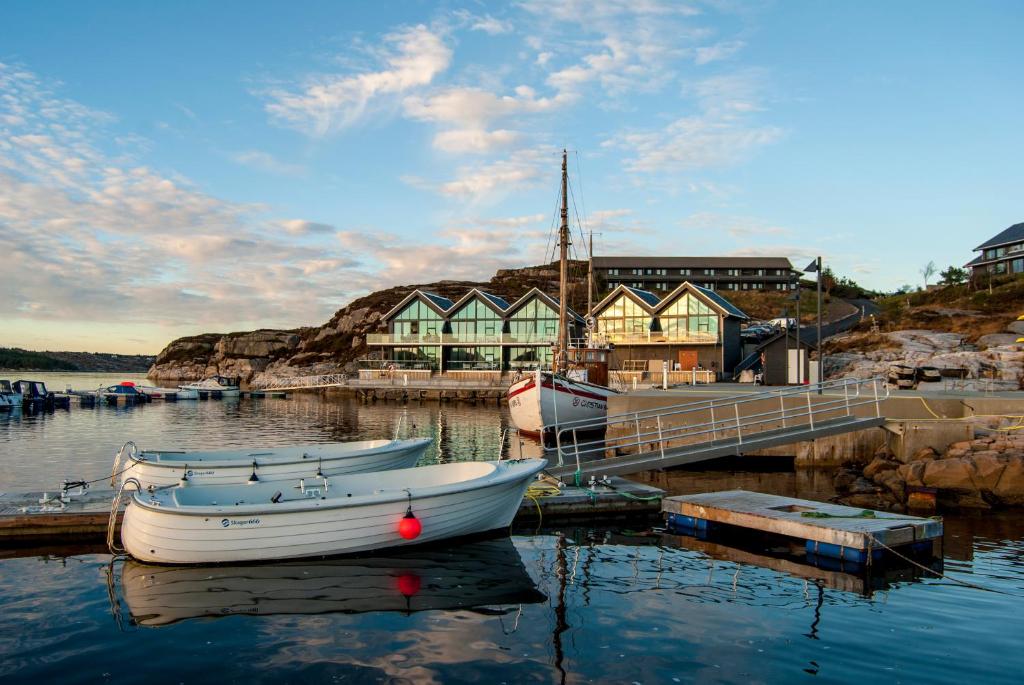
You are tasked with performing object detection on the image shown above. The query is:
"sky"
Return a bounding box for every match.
[1,1,1021,354]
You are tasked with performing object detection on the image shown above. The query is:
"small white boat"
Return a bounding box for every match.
[119,458,546,564]
[115,437,434,489]
[507,369,618,436]
[117,537,545,626]
[93,382,147,405]
[178,376,239,398]
[138,385,196,400]
[0,380,22,410]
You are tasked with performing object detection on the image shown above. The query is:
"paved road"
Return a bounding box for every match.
[799,297,880,344]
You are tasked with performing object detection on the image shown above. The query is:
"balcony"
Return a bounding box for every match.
[366,332,558,345]
[592,331,720,345]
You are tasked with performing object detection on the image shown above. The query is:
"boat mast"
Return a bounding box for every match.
[556,149,570,374]
[587,228,593,320]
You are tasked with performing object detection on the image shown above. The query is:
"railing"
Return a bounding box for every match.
[252,373,349,390]
[366,332,558,345]
[550,377,889,472]
[366,333,443,345]
[590,331,720,345]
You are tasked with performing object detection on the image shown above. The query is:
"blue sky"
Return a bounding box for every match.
[1,1,1021,354]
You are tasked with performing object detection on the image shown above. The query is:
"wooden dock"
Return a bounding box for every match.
[0,478,663,543]
[663,490,943,564]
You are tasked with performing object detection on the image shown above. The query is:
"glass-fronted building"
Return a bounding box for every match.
[367,288,583,372]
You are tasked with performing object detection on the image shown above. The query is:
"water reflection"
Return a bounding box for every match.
[112,536,545,628]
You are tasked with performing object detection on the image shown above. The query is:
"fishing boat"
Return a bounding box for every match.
[178,375,239,398]
[0,380,22,410]
[116,536,545,626]
[118,458,546,564]
[506,151,618,436]
[113,437,434,489]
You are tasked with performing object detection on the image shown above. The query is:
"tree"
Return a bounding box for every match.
[920,260,937,289]
[938,265,968,286]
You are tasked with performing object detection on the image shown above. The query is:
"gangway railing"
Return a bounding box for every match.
[550,377,888,474]
[251,374,348,390]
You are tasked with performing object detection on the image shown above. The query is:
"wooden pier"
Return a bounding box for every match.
[0,478,663,543]
[663,490,943,564]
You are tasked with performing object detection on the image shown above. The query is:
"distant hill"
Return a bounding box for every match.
[0,348,155,372]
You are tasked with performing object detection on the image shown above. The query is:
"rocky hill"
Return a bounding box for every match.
[148,262,590,384]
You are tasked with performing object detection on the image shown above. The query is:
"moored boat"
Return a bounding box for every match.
[0,380,22,410]
[508,369,618,437]
[114,437,434,489]
[94,382,148,405]
[117,536,545,626]
[119,458,546,564]
[179,376,239,398]
[135,384,188,400]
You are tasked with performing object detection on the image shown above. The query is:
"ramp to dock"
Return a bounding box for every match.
[545,377,889,480]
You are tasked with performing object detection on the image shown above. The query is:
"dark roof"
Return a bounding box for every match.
[690,284,749,320]
[974,222,1024,251]
[623,285,661,307]
[479,291,510,311]
[593,256,795,269]
[421,292,454,311]
[964,254,988,268]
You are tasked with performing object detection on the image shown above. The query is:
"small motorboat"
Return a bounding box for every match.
[0,380,22,410]
[12,379,69,409]
[94,382,147,405]
[116,537,545,626]
[135,384,189,400]
[179,376,239,398]
[119,458,546,564]
[114,437,434,489]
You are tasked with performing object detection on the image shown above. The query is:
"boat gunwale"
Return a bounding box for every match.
[126,458,546,518]
[132,437,433,468]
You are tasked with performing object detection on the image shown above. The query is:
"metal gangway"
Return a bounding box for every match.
[251,373,348,391]
[543,377,889,481]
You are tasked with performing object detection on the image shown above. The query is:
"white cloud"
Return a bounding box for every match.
[232,149,305,176]
[434,148,551,199]
[432,128,522,153]
[695,40,745,65]
[262,25,452,137]
[279,219,336,235]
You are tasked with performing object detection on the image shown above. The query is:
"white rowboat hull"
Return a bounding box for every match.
[121,459,546,564]
[123,438,433,489]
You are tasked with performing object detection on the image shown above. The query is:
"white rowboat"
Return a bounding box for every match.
[119,458,546,564]
[115,438,433,490]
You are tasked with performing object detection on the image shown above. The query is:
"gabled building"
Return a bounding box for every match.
[366,288,583,372]
[592,282,749,375]
[965,222,1024,279]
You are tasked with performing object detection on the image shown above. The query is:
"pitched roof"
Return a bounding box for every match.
[479,291,510,311]
[624,285,661,307]
[974,222,1024,251]
[448,289,509,316]
[503,288,583,323]
[421,291,454,311]
[690,284,749,319]
[653,282,749,320]
[592,284,659,316]
[593,255,795,269]
[381,289,453,320]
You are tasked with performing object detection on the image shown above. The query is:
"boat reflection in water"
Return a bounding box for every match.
[115,536,545,627]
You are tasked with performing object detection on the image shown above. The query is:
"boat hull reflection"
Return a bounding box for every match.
[119,536,544,627]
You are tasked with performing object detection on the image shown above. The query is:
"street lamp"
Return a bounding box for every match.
[804,257,823,392]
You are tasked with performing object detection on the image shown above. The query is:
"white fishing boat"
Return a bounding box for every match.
[117,537,545,626]
[113,437,434,489]
[0,380,22,410]
[505,151,618,436]
[508,369,618,436]
[178,375,239,398]
[118,458,546,564]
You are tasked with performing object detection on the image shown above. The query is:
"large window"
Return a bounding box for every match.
[448,346,500,370]
[658,293,719,341]
[450,298,502,341]
[509,297,558,343]
[598,295,650,339]
[392,346,439,369]
[1013,258,1024,273]
[509,346,552,369]
[392,300,443,340]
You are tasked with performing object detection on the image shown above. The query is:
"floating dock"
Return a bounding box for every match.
[0,477,663,543]
[663,490,942,564]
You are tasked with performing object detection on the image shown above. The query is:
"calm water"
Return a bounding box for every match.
[2,373,1024,684]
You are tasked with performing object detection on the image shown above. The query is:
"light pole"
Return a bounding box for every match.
[805,257,823,392]
[787,289,801,384]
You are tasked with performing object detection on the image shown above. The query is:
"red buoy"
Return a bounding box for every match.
[397,573,421,597]
[398,509,422,540]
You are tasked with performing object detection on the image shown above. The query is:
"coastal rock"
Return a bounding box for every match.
[864,457,899,479]
[921,458,975,491]
[1008,321,1024,335]
[897,461,926,488]
[992,457,1024,506]
[977,333,1022,348]
[214,331,300,358]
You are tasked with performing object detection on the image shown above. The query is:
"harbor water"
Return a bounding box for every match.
[2,373,1024,683]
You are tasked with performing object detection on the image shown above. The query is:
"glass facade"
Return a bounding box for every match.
[597,295,651,338]
[508,346,552,369]
[658,293,719,340]
[448,346,501,370]
[508,298,558,343]
[450,298,502,339]
[391,300,444,340]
